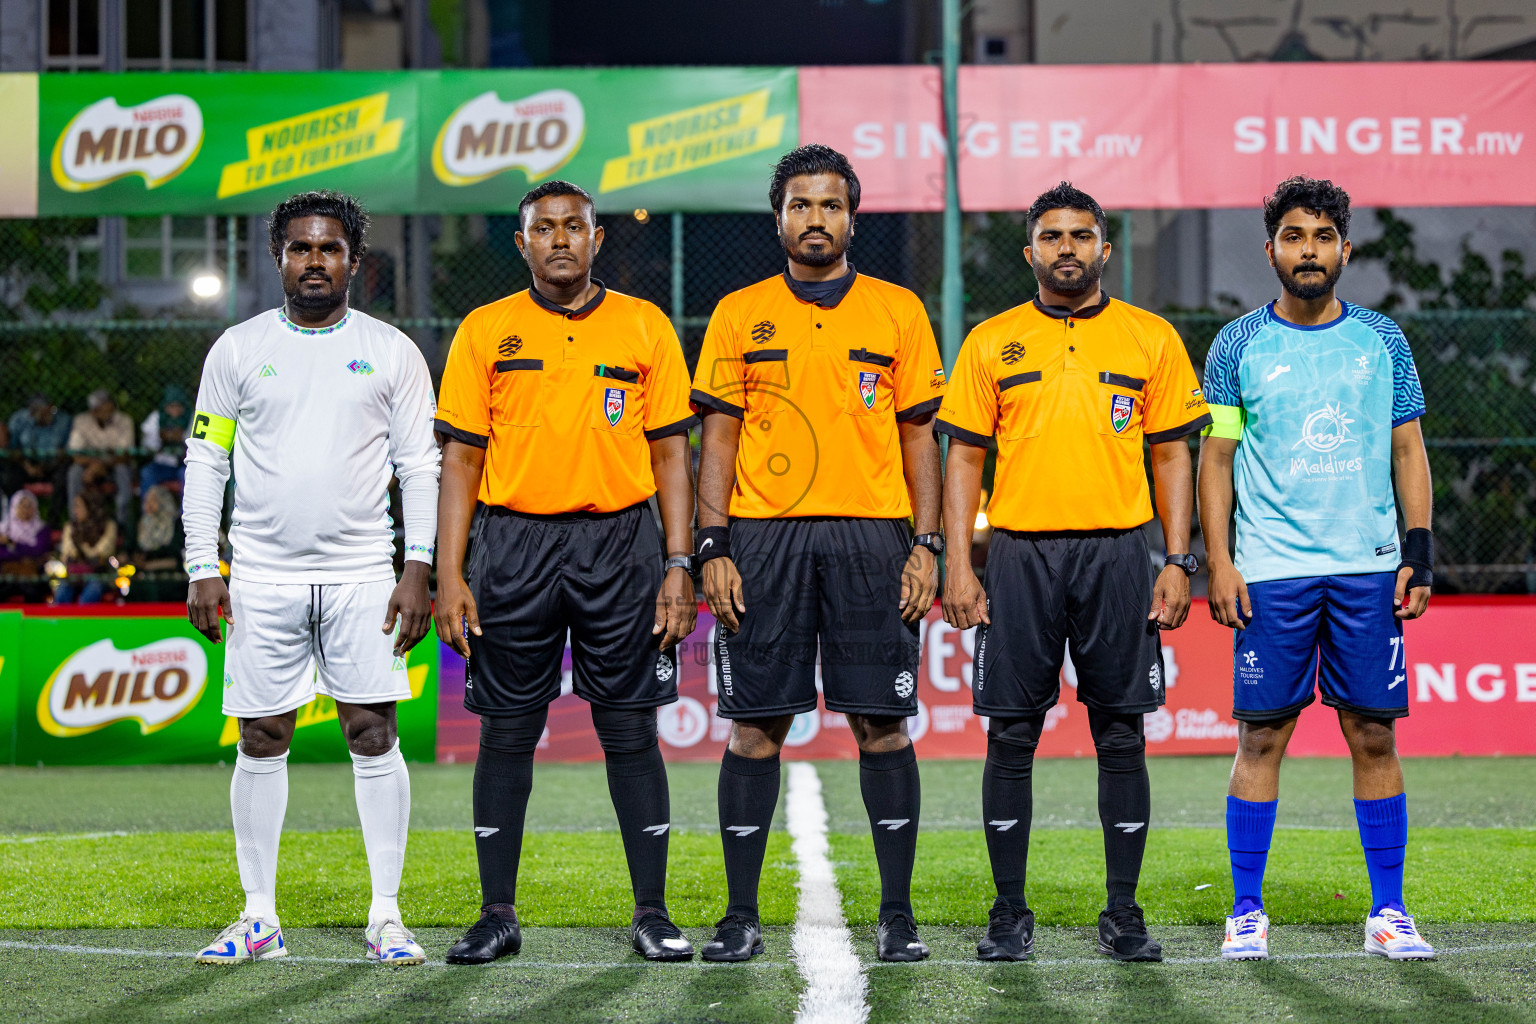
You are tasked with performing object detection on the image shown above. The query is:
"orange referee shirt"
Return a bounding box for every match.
[690,269,946,519]
[936,296,1211,532]
[435,282,697,514]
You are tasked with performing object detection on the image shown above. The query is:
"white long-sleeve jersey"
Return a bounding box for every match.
[183,307,440,584]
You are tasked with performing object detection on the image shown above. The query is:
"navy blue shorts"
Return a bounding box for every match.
[1232,572,1408,722]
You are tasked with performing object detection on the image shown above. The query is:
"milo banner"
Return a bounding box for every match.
[13,612,438,765]
[37,67,795,216]
[39,72,419,216]
[419,67,795,213]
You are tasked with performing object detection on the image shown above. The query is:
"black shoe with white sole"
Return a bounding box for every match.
[446,907,522,965]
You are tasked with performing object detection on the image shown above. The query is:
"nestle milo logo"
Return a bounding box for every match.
[51,94,204,193]
[432,88,585,186]
[37,637,208,738]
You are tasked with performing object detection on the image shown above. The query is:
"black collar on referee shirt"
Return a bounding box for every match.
[1032,293,1111,320]
[782,264,858,308]
[529,279,608,318]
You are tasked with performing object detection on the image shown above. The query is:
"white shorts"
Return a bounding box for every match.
[224,577,412,718]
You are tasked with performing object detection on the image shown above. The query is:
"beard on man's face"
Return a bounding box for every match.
[287,269,350,313]
[1032,252,1105,297]
[1275,259,1342,301]
[783,228,850,269]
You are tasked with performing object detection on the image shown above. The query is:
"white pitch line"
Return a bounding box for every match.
[904,941,1536,968]
[785,761,869,1024]
[0,831,130,844]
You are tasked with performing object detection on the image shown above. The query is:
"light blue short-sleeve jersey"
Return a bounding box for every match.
[1202,301,1425,584]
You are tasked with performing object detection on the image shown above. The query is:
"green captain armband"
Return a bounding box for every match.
[1203,404,1244,440]
[191,410,235,451]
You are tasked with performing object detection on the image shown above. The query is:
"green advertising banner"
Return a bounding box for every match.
[13,614,438,765]
[39,72,419,216]
[35,67,796,216]
[419,67,796,213]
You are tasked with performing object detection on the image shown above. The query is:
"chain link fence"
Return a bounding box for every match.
[3,212,1533,598]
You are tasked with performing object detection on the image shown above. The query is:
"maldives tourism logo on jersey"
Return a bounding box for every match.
[433,88,585,187]
[858,371,880,409]
[37,637,208,738]
[51,94,204,192]
[1110,394,1134,433]
[1291,401,1363,477]
[604,386,626,426]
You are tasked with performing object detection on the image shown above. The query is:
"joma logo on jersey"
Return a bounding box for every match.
[1110,394,1134,433]
[603,386,625,426]
[498,336,523,357]
[346,360,374,376]
[1000,342,1025,365]
[751,321,776,344]
[858,371,880,409]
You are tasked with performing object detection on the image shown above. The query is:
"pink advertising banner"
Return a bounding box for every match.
[797,63,1536,210]
[435,599,1536,764]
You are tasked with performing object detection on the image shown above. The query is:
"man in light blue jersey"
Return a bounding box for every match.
[1198,176,1436,962]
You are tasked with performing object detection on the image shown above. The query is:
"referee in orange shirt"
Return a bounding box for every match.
[939,183,1211,963]
[433,181,699,964]
[690,145,946,963]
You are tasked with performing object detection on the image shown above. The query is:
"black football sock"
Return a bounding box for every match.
[718,749,780,920]
[859,743,921,918]
[472,710,547,910]
[593,707,671,913]
[1089,709,1150,908]
[982,714,1043,905]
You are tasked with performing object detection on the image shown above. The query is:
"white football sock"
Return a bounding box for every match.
[352,740,410,926]
[232,748,289,924]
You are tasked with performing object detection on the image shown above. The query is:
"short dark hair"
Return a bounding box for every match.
[1264,175,1351,239]
[518,180,595,225]
[769,144,860,215]
[268,190,369,264]
[1026,181,1108,239]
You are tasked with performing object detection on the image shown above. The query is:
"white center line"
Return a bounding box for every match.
[785,761,869,1024]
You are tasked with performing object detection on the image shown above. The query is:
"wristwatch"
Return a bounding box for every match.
[664,555,694,574]
[1164,553,1198,576]
[912,533,945,555]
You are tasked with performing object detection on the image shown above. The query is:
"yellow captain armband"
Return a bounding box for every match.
[1203,404,1244,440]
[191,410,236,451]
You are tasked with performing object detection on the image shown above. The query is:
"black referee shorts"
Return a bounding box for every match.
[464,502,677,717]
[715,516,921,720]
[973,527,1166,717]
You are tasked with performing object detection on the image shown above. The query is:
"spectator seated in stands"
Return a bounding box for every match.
[67,389,135,529]
[139,386,190,495]
[55,493,117,605]
[3,393,72,525]
[0,490,52,573]
[135,484,184,571]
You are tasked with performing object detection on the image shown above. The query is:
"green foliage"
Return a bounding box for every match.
[1353,209,1536,312]
[0,218,106,319]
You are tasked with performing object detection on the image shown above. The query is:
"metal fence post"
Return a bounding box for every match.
[226,215,238,323]
[1120,211,1133,305]
[671,212,685,334]
[940,0,963,369]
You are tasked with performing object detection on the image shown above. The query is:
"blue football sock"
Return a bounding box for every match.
[1227,796,1277,917]
[1355,793,1408,915]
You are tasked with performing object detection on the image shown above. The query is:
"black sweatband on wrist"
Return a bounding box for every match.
[696,525,731,564]
[1398,527,1433,589]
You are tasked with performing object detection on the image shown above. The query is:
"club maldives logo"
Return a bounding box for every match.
[604,386,626,426]
[1110,393,1134,433]
[37,637,208,738]
[433,89,585,187]
[51,94,204,192]
[858,371,880,409]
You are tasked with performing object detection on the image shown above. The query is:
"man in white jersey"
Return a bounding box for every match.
[183,191,440,965]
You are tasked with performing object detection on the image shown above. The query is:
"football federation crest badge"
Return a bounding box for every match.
[1110,393,1134,433]
[604,386,625,426]
[858,370,880,410]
